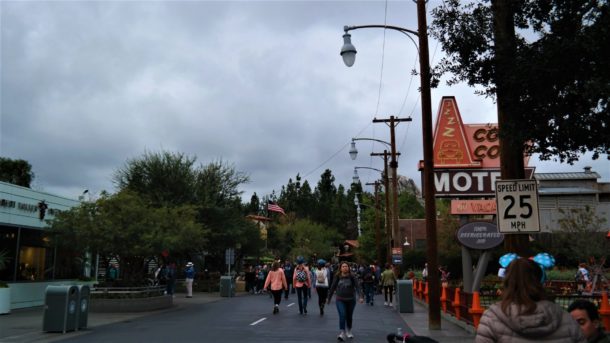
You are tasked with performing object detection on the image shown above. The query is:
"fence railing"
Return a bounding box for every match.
[412,279,610,331]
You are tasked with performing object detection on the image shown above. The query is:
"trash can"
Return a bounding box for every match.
[43,285,79,333]
[219,276,235,297]
[396,280,414,313]
[76,285,90,330]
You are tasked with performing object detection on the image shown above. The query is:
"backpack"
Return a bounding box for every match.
[362,268,374,283]
[316,269,326,284]
[296,269,307,282]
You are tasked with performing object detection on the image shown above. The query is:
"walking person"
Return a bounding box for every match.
[293,256,311,315]
[361,264,376,305]
[184,262,195,298]
[314,259,330,316]
[283,260,293,299]
[327,261,364,341]
[381,263,397,307]
[263,261,288,314]
[476,256,585,342]
[165,262,177,296]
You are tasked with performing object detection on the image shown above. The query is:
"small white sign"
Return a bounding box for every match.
[495,179,540,233]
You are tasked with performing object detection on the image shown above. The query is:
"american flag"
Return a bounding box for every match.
[267,201,285,215]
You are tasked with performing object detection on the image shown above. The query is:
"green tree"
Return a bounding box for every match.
[431,0,609,255]
[0,157,34,187]
[552,206,608,265]
[431,0,609,163]
[276,219,341,262]
[49,191,207,283]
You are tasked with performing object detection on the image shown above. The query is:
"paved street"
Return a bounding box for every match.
[0,291,475,343]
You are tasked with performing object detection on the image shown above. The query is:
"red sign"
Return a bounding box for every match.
[451,200,497,215]
[422,96,533,197]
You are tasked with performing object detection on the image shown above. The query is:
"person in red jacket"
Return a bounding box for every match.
[263,261,287,314]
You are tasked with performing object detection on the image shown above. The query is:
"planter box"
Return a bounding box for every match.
[0,287,10,314]
[90,295,172,313]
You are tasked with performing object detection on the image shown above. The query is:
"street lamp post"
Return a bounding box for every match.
[351,138,397,264]
[341,0,440,329]
[366,181,383,265]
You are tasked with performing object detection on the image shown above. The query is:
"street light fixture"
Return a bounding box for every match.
[340,0,440,329]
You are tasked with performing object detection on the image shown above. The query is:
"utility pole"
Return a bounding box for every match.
[367,181,383,265]
[372,116,411,250]
[372,150,393,264]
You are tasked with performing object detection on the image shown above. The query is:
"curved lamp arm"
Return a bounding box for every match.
[350,137,391,160]
[341,25,420,67]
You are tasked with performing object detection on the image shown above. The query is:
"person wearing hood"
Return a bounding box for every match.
[476,257,585,342]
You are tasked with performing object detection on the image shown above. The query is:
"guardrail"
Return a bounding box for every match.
[413,279,610,331]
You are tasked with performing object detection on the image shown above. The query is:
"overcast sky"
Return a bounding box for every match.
[1,0,608,202]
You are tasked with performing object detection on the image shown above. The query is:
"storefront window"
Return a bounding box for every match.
[0,227,18,282]
[18,246,46,281]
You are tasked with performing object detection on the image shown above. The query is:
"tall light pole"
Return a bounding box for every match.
[341,0,440,329]
[366,181,383,265]
[350,138,397,264]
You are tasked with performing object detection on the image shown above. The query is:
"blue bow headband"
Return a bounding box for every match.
[498,252,555,282]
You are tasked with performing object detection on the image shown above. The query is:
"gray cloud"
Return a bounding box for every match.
[2,1,607,201]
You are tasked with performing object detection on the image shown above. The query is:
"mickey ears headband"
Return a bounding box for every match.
[499,252,555,269]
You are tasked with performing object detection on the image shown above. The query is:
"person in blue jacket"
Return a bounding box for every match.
[184,262,195,298]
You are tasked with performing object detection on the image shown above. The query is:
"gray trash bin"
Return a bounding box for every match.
[76,285,90,330]
[219,276,234,297]
[43,285,79,333]
[396,280,414,313]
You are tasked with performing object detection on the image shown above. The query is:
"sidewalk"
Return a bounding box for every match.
[399,298,476,343]
[0,292,475,343]
[0,293,225,343]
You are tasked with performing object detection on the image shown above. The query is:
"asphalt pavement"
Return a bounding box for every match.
[0,291,475,343]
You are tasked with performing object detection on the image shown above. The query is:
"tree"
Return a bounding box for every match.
[431,0,609,254]
[275,219,341,262]
[0,157,34,187]
[49,191,207,283]
[431,0,609,163]
[552,206,608,265]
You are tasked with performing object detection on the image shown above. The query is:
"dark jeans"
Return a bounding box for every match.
[295,286,308,313]
[271,289,283,306]
[363,283,375,304]
[316,287,328,308]
[284,283,292,298]
[383,285,394,303]
[335,298,356,330]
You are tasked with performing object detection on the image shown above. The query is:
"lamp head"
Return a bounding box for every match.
[341,32,357,67]
[403,237,410,246]
[352,169,360,184]
[349,140,358,160]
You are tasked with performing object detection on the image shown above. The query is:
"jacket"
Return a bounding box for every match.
[328,273,361,302]
[476,300,586,343]
[263,269,287,291]
[380,269,397,287]
[293,266,311,288]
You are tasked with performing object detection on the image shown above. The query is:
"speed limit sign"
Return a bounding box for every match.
[495,179,540,233]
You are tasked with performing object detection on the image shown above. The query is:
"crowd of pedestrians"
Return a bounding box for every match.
[241,257,401,341]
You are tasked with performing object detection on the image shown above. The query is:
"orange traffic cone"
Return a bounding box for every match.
[599,291,610,332]
[469,291,485,329]
[424,282,429,304]
[452,288,461,320]
[440,285,448,313]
